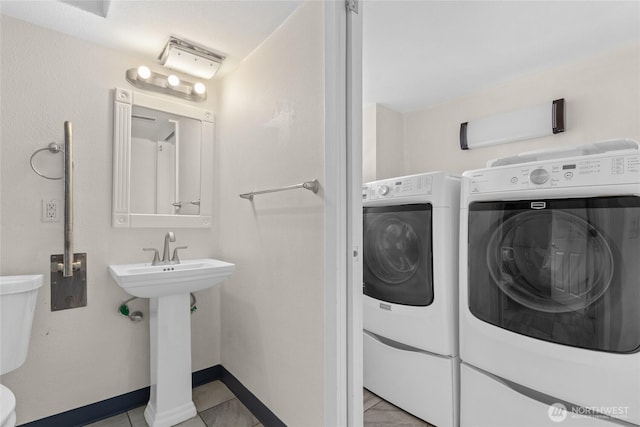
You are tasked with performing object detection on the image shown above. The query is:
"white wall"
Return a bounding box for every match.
[216,2,325,426]
[0,16,221,424]
[362,103,404,181]
[403,44,640,174]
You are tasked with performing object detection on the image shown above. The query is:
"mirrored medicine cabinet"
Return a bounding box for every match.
[112,88,214,228]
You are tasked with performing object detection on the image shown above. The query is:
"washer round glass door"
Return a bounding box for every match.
[487,210,614,313]
[467,197,640,353]
[363,204,433,306]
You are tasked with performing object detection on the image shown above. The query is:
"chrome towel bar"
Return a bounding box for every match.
[239,179,320,201]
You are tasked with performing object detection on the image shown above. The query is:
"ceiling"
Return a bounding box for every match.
[1,1,639,113]
[364,1,640,112]
[0,0,303,78]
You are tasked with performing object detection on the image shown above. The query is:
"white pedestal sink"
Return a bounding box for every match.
[108,258,234,427]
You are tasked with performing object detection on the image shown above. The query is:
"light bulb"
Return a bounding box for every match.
[193,82,206,95]
[137,65,151,80]
[167,75,180,87]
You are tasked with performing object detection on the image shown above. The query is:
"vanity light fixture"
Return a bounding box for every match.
[167,74,180,87]
[460,99,565,150]
[137,65,151,80]
[159,36,225,80]
[193,82,206,95]
[125,66,206,102]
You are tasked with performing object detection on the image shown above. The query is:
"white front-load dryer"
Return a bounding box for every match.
[363,171,460,427]
[460,140,640,427]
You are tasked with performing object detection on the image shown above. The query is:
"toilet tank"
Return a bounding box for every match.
[0,275,42,375]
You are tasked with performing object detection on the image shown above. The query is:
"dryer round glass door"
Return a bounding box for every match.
[363,204,433,306]
[366,215,421,284]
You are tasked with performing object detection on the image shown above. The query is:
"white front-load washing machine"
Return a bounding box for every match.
[363,171,460,427]
[460,140,640,427]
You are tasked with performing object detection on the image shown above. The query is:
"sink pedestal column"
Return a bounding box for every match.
[144,293,197,427]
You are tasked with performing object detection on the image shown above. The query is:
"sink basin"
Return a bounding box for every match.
[108,258,234,298]
[108,257,234,427]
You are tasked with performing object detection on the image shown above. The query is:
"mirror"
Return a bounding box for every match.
[130,105,202,216]
[113,88,214,228]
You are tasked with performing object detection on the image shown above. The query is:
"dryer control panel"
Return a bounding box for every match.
[465,153,640,194]
[364,174,433,201]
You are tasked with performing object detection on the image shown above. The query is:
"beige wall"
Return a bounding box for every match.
[1,4,329,425]
[216,2,325,426]
[0,16,222,424]
[362,103,405,181]
[363,104,377,182]
[404,44,640,174]
[376,104,405,179]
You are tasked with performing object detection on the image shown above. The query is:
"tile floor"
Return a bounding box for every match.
[85,381,262,427]
[363,388,435,427]
[85,382,434,427]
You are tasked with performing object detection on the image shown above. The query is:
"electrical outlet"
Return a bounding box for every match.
[42,199,61,222]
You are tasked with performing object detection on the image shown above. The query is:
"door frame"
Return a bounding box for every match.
[323,0,363,425]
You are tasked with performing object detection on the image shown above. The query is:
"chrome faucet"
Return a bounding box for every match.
[162,231,176,263]
[143,232,187,265]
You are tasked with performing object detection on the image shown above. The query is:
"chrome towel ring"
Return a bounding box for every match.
[30,142,64,180]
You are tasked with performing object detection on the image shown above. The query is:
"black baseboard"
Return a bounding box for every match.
[20,365,285,427]
[192,364,224,388]
[20,386,150,427]
[219,367,286,427]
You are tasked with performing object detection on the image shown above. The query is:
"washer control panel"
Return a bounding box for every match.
[529,168,550,185]
[364,174,434,201]
[465,153,640,194]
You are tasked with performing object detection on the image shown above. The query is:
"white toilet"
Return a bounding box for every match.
[0,275,42,427]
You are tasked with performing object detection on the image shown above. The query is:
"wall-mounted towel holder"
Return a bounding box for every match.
[30,142,64,180]
[31,123,87,311]
[239,179,320,201]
